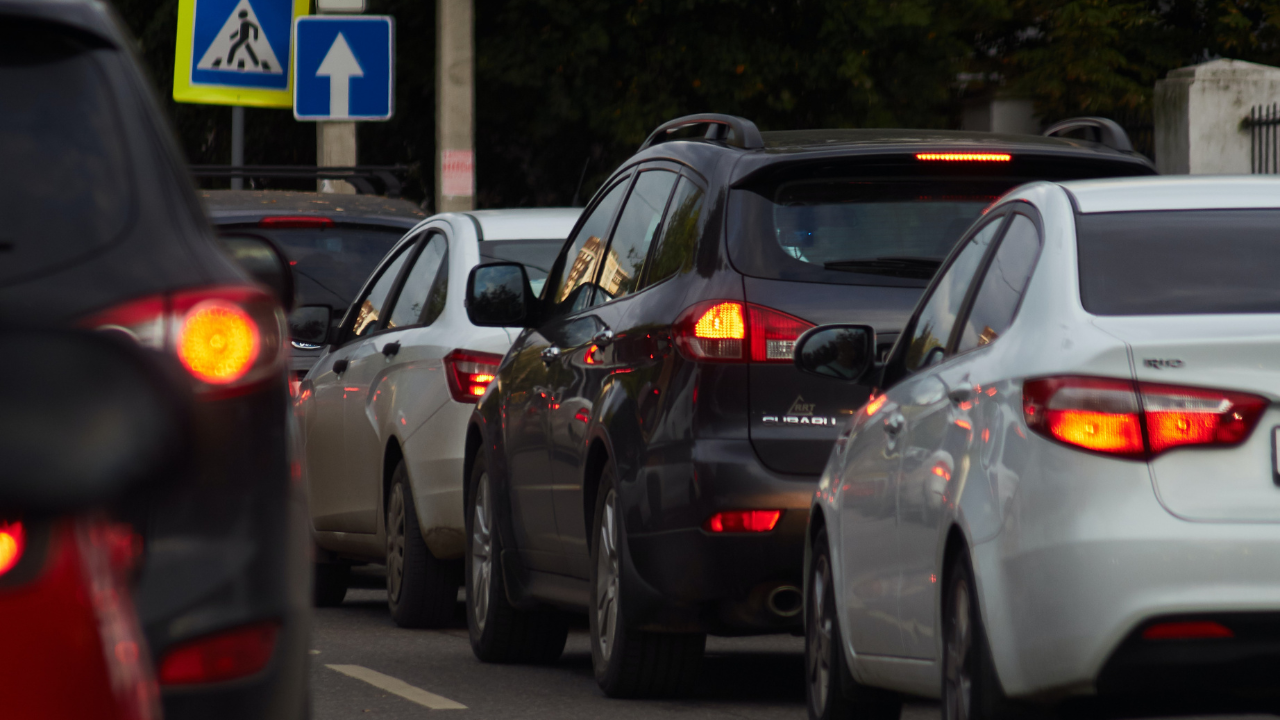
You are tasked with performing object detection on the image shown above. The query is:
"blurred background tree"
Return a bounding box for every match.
[110,0,1280,208]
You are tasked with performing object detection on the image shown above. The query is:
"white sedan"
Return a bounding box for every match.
[294,208,579,626]
[796,176,1280,719]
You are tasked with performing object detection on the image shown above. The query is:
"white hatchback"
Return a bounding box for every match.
[796,177,1280,719]
[294,208,579,626]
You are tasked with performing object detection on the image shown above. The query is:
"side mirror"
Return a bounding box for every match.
[289,305,334,347]
[0,330,192,514]
[465,262,535,327]
[219,234,296,313]
[793,324,876,382]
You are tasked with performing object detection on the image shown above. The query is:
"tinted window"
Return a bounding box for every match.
[351,245,412,338]
[957,215,1041,352]
[599,171,678,300]
[546,180,628,316]
[253,227,404,307]
[902,219,1003,372]
[0,25,130,286]
[644,177,705,288]
[479,239,563,296]
[1078,210,1280,315]
[388,234,447,329]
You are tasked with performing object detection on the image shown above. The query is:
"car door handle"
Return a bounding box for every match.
[332,358,349,374]
[884,412,905,436]
[591,328,615,346]
[948,387,974,405]
[541,346,561,364]
[382,341,401,358]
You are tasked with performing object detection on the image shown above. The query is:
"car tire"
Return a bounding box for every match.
[386,460,461,628]
[806,529,902,720]
[465,452,569,663]
[313,560,349,607]
[589,464,706,698]
[943,548,1018,720]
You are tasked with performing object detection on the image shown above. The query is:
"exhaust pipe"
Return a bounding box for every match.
[766,585,802,618]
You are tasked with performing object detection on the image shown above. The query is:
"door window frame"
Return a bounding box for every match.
[335,231,425,347]
[384,230,451,331]
[635,169,709,292]
[949,204,1045,360]
[541,172,635,319]
[587,166,682,309]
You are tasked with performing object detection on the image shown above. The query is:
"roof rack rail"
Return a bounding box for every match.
[639,114,764,151]
[1042,117,1134,153]
[190,165,410,198]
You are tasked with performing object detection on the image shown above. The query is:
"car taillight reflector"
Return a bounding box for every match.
[703,510,782,533]
[674,300,814,363]
[176,302,261,384]
[916,153,1011,162]
[1023,376,1268,459]
[1142,620,1234,640]
[158,621,280,685]
[444,349,503,403]
[258,216,334,229]
[0,521,24,576]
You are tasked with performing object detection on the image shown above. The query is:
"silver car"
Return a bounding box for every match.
[797,176,1280,719]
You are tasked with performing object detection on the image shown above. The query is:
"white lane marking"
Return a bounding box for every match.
[327,664,467,710]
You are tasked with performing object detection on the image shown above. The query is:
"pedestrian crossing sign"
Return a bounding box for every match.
[173,0,310,108]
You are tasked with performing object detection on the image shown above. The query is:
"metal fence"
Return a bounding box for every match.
[1246,104,1280,174]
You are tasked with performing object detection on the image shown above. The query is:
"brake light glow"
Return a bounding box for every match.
[0,521,24,576]
[258,216,334,229]
[176,302,260,385]
[158,621,280,685]
[703,510,782,533]
[1023,376,1267,459]
[1142,620,1234,640]
[674,300,814,363]
[916,153,1012,162]
[444,349,503,403]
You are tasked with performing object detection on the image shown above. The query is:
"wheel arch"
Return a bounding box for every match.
[581,436,611,551]
[383,436,406,516]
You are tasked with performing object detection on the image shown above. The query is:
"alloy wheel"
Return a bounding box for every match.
[944,575,973,720]
[807,554,833,717]
[471,471,493,633]
[387,483,406,602]
[595,489,620,663]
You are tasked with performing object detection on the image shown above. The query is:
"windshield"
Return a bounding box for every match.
[480,239,565,296]
[235,226,406,308]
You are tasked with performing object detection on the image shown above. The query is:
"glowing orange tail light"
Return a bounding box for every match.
[694,302,745,340]
[674,300,813,363]
[177,302,261,385]
[916,153,1012,162]
[703,510,782,533]
[0,520,24,576]
[444,349,503,403]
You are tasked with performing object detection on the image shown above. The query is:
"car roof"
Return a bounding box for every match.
[1061,176,1280,214]
[466,208,581,241]
[758,128,1131,155]
[201,190,428,229]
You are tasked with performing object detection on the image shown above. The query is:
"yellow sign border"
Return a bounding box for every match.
[173,0,310,108]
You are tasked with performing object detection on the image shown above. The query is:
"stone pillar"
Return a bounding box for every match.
[961,96,1040,135]
[1155,59,1280,174]
[317,122,357,194]
[436,0,474,213]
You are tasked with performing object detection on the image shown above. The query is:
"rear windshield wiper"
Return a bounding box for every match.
[822,256,942,279]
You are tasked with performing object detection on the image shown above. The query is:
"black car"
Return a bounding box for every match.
[202,189,427,383]
[461,114,1155,697]
[0,3,307,719]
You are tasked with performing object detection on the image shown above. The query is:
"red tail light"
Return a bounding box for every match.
[1023,376,1267,459]
[1142,620,1234,640]
[703,510,783,533]
[158,621,280,685]
[0,520,24,576]
[81,286,286,395]
[444,349,503,403]
[674,300,814,363]
[258,216,334,229]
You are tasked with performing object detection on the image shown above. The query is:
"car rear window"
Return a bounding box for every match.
[0,22,131,286]
[234,226,406,308]
[1078,209,1280,315]
[480,239,564,296]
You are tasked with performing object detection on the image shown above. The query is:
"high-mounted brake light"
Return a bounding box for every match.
[158,621,280,685]
[1023,376,1267,459]
[0,520,24,576]
[704,510,782,533]
[257,216,334,229]
[916,153,1012,162]
[444,349,503,403]
[674,300,814,363]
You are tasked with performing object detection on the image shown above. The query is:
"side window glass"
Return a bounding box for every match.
[643,177,705,288]
[547,179,629,317]
[901,219,1003,372]
[351,243,412,338]
[956,215,1041,353]
[388,234,448,329]
[599,170,678,301]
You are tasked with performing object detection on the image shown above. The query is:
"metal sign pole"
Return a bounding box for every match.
[231,106,245,190]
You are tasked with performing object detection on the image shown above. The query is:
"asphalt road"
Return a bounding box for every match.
[310,569,1265,720]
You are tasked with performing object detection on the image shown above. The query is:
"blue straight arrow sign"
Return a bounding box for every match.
[294,16,393,121]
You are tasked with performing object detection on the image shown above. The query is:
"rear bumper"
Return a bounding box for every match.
[621,438,814,635]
